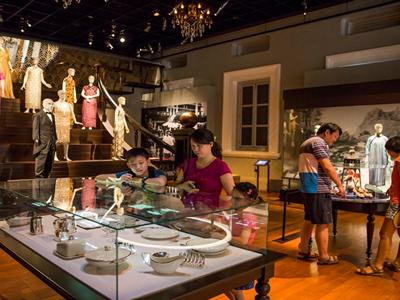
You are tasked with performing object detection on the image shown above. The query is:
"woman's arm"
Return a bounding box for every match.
[220,173,235,195]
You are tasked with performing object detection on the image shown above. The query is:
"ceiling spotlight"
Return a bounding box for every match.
[110,24,117,38]
[136,49,141,58]
[214,0,230,16]
[26,18,32,27]
[88,32,94,46]
[144,22,151,32]
[148,44,154,54]
[153,9,160,17]
[105,40,113,50]
[19,17,26,32]
[119,31,126,43]
[302,0,308,16]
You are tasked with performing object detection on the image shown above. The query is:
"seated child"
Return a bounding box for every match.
[225,182,260,300]
[96,148,167,188]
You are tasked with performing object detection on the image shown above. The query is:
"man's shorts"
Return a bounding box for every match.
[301,192,333,224]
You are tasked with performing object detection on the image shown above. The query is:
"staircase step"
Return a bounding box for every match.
[1,143,113,162]
[0,127,112,143]
[0,160,126,181]
[0,98,20,113]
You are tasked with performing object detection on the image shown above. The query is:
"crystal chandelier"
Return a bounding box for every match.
[171,2,212,42]
[55,0,81,9]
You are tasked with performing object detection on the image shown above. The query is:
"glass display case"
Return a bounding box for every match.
[0,178,282,300]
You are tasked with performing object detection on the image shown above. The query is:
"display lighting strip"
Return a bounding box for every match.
[117,217,232,250]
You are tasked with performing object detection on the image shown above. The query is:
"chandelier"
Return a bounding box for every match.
[55,0,81,9]
[171,2,213,42]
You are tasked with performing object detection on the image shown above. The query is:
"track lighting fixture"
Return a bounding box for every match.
[119,30,126,43]
[19,17,26,33]
[88,32,94,46]
[144,22,151,32]
[302,0,308,16]
[148,44,154,54]
[105,40,113,50]
[26,18,32,27]
[110,24,117,38]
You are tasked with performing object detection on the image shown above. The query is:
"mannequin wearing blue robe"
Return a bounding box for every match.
[366,133,388,186]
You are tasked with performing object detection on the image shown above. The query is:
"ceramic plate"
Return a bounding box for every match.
[193,249,228,257]
[141,228,179,240]
[185,238,229,253]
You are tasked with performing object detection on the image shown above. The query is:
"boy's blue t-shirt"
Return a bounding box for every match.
[115,166,165,179]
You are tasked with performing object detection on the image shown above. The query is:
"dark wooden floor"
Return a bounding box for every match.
[1,195,399,300]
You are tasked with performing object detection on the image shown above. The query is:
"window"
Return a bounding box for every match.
[222,64,281,159]
[237,81,269,151]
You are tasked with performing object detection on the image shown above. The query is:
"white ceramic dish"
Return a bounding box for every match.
[185,238,229,253]
[85,246,131,268]
[7,216,30,227]
[53,250,84,260]
[193,249,227,257]
[141,228,179,240]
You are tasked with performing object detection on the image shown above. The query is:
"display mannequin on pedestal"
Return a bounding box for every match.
[81,75,99,130]
[62,68,77,107]
[21,57,52,113]
[366,123,389,186]
[54,90,81,161]
[0,37,15,99]
[112,96,129,160]
[32,99,57,178]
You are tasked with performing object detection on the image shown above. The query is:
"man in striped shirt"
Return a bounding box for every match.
[297,123,345,265]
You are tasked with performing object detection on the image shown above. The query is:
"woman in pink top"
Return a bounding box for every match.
[175,128,235,209]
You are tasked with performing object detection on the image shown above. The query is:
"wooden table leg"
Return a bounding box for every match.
[366,212,375,265]
[255,266,273,300]
[332,209,338,236]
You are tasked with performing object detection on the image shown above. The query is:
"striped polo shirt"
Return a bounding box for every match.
[298,136,332,194]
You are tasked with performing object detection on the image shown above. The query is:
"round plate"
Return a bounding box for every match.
[185,238,229,253]
[141,228,179,240]
[193,249,228,256]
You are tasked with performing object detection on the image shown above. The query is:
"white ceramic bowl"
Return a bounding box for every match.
[85,246,131,268]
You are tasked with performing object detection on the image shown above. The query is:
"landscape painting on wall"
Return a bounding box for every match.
[283,103,400,175]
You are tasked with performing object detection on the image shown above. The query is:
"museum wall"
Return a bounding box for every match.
[152,1,400,189]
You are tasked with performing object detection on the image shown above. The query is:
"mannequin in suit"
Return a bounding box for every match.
[32,99,57,178]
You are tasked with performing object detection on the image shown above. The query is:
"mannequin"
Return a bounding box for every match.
[288,109,298,147]
[0,71,4,100]
[21,57,52,113]
[365,123,389,186]
[81,75,100,130]
[54,90,81,161]
[32,99,56,178]
[52,178,81,213]
[112,96,129,160]
[62,68,77,107]
[0,37,15,99]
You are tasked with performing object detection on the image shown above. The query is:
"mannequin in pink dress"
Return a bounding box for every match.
[81,75,100,130]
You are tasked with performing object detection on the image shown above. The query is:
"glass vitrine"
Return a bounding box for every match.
[0,177,272,300]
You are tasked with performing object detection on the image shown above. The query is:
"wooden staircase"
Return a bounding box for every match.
[0,97,126,181]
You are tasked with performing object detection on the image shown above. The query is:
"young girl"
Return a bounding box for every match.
[225,182,260,300]
[357,136,400,276]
